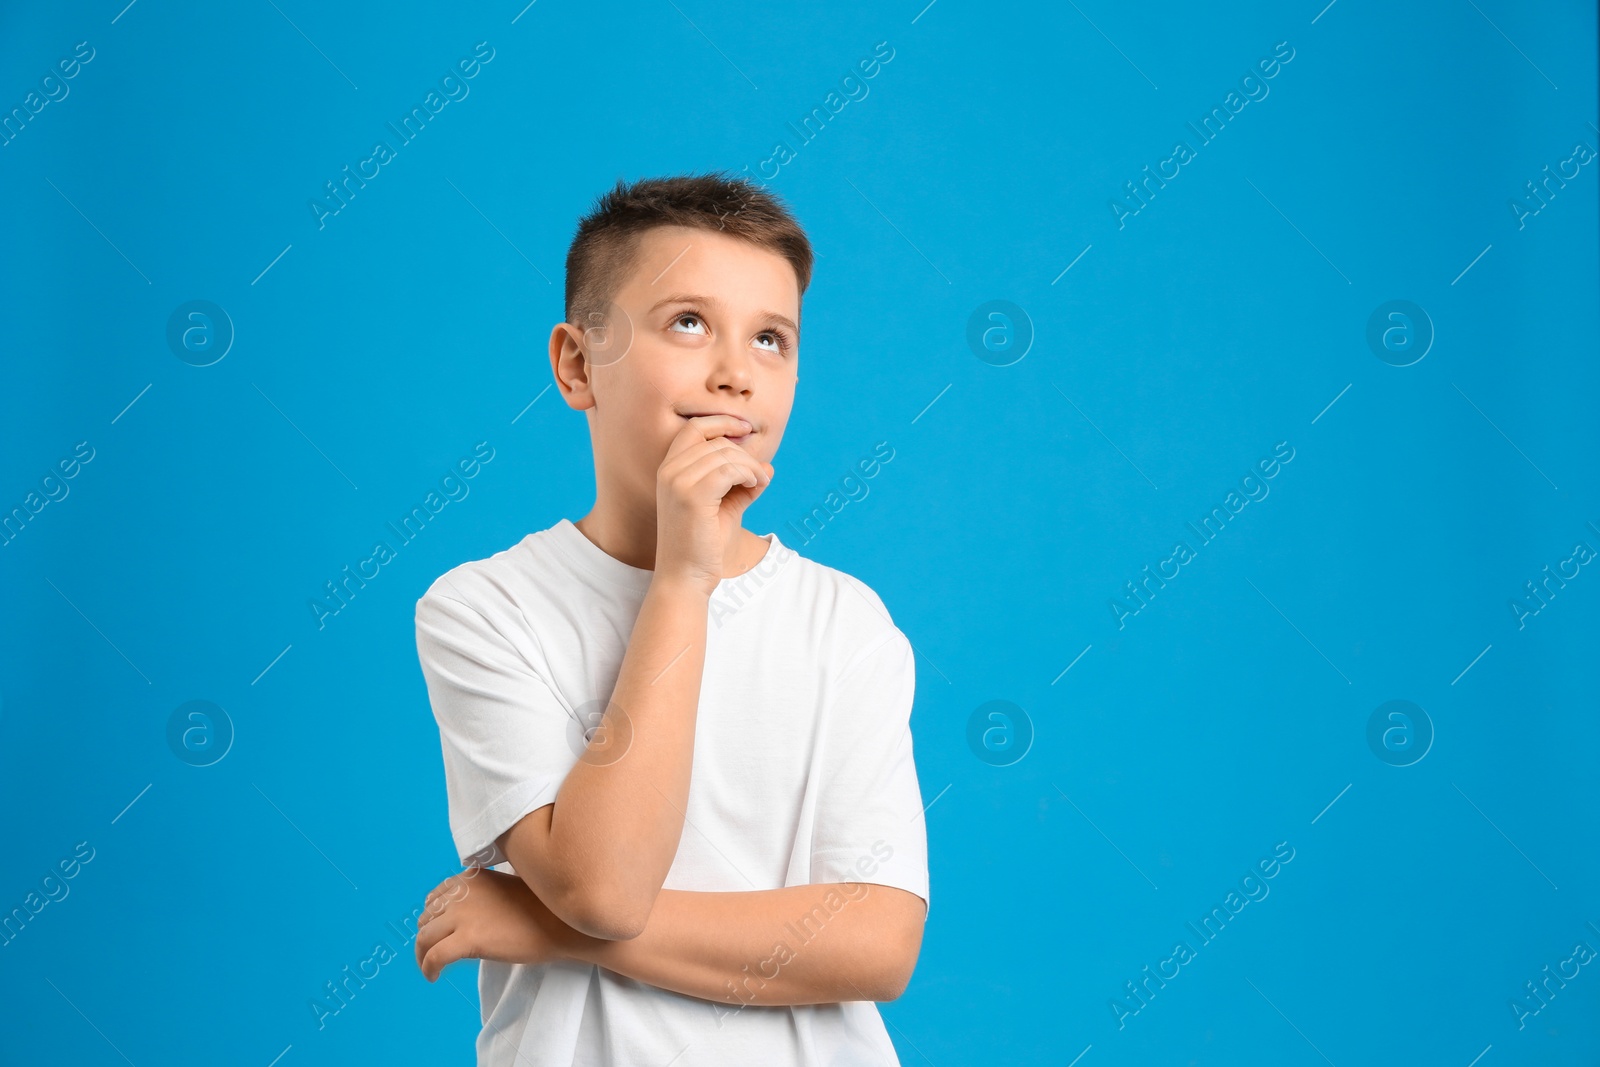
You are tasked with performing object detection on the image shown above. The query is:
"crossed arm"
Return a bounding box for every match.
[414,574,926,1004]
[413,863,926,1004]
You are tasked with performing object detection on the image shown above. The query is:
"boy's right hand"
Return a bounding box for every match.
[415,868,577,981]
[655,415,774,596]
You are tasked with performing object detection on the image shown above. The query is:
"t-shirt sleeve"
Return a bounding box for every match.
[414,589,578,870]
[810,628,931,918]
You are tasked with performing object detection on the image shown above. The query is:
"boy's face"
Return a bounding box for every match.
[554,224,801,505]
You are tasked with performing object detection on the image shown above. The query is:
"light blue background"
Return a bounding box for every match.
[2,1,1597,1063]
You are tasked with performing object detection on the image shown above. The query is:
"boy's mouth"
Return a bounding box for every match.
[678,411,757,439]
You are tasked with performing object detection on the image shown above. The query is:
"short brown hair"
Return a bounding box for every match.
[564,171,814,328]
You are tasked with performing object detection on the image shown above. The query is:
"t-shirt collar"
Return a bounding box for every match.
[547,517,792,599]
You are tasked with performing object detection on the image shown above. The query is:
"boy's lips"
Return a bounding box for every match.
[678,411,758,435]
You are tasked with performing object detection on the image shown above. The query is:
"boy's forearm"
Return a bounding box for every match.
[533,575,711,935]
[556,883,923,1007]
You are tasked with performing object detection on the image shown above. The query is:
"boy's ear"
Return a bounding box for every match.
[550,303,635,412]
[550,320,595,411]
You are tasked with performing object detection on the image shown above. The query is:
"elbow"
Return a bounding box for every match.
[872,910,925,1001]
[548,884,652,942]
[576,905,650,943]
[520,834,652,940]
[875,960,915,1002]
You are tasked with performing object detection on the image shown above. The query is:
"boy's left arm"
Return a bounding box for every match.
[414,868,926,1005]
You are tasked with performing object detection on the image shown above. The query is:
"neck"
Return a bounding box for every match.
[575,496,763,578]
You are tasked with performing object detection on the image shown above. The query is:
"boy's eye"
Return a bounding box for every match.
[670,313,792,355]
[755,331,793,354]
[669,313,707,336]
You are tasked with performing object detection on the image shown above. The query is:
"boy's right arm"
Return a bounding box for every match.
[499,574,711,941]
[499,414,773,942]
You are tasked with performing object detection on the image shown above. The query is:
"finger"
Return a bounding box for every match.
[420,932,465,983]
[659,436,759,489]
[442,868,480,902]
[421,885,453,925]
[420,896,453,929]
[414,907,456,967]
[681,413,755,440]
[663,440,764,490]
[425,871,466,904]
[676,446,767,493]
[721,470,771,511]
[423,878,450,910]
[663,415,755,462]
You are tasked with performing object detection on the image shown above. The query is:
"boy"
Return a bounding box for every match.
[410,172,930,1065]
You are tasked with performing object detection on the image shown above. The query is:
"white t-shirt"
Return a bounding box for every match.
[414,517,930,1066]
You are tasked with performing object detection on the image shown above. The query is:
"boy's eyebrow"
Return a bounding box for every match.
[646,292,799,334]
